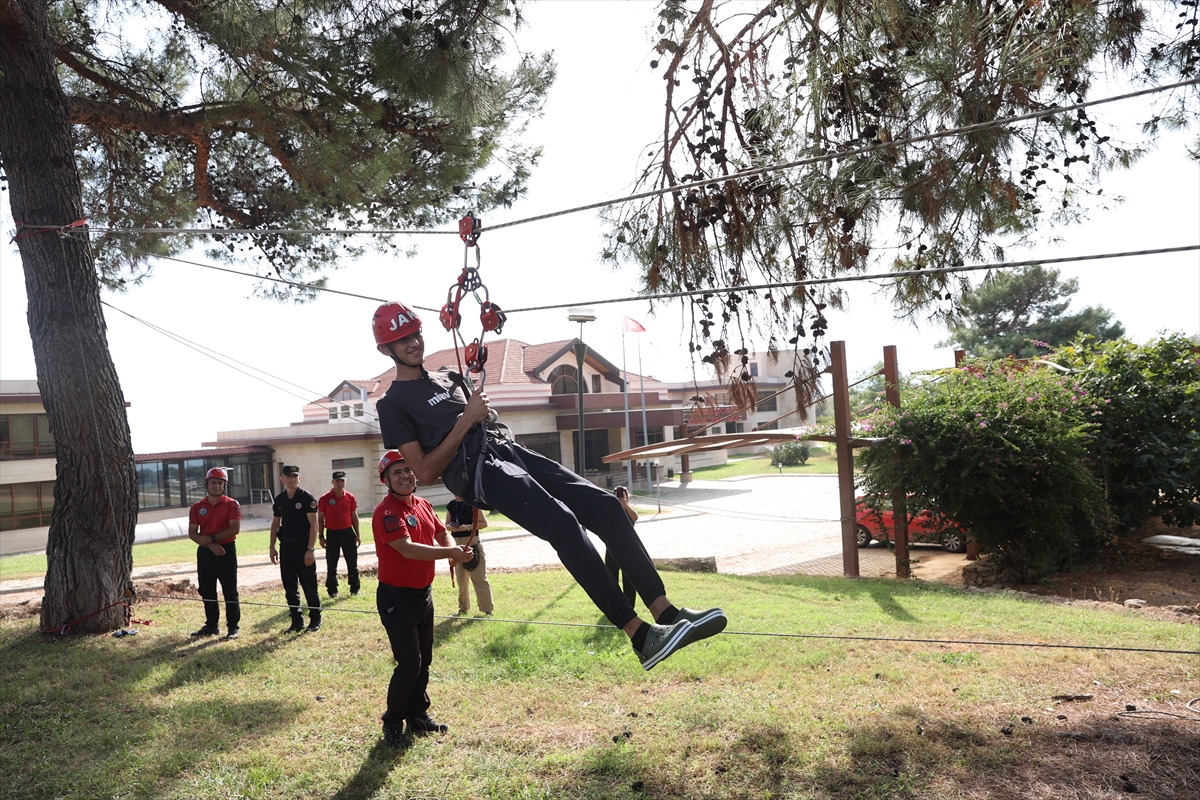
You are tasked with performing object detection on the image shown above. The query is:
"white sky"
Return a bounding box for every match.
[2,1,1198,453]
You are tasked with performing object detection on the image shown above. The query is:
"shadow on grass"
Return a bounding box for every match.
[0,623,308,800]
[328,739,409,800]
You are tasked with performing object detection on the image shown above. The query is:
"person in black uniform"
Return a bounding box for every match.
[270,465,322,633]
[370,302,727,671]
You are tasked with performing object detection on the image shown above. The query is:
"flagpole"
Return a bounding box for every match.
[638,332,651,494]
[621,322,634,491]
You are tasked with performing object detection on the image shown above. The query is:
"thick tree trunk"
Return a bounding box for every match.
[0,0,137,633]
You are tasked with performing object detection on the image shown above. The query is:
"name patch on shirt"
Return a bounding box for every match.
[383,515,401,532]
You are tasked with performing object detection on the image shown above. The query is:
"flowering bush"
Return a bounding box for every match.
[856,360,1110,576]
[770,441,810,467]
[1052,333,1200,529]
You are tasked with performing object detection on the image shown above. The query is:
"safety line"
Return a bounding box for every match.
[33,77,1199,239]
[124,241,1200,317]
[136,593,1200,656]
[128,249,391,302]
[481,77,1200,233]
[503,244,1200,313]
[102,301,383,433]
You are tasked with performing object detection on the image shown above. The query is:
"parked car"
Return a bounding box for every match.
[855,498,969,553]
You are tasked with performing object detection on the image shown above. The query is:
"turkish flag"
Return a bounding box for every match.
[623,316,647,333]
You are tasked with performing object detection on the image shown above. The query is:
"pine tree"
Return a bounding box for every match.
[607,0,1197,405]
[940,266,1124,359]
[0,0,552,633]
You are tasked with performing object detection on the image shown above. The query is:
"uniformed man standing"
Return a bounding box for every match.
[374,449,472,744]
[270,465,322,633]
[318,470,360,598]
[188,467,242,639]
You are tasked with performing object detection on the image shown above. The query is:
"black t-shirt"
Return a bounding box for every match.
[377,368,484,498]
[274,488,318,542]
[445,499,474,538]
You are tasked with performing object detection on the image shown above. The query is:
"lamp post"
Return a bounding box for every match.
[568,309,596,476]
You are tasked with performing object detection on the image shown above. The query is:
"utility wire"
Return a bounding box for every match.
[131,249,390,303]
[482,77,1200,232]
[35,77,1199,238]
[102,302,382,433]
[129,242,1199,315]
[504,244,1200,313]
[136,593,1200,656]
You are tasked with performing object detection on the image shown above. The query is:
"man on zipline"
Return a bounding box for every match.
[371,301,727,670]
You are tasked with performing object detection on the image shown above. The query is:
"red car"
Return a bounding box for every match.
[855,498,969,553]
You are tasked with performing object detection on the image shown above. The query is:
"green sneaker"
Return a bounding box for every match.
[673,607,727,642]
[634,619,696,671]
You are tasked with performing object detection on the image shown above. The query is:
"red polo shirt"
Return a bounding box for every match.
[318,489,358,530]
[189,495,242,544]
[372,492,444,588]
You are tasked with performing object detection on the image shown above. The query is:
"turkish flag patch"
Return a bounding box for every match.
[383,515,401,532]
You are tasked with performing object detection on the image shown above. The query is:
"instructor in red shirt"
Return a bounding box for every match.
[188,467,242,639]
[318,470,360,597]
[373,449,472,746]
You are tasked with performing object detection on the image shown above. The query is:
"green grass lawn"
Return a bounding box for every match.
[1,569,1195,799]
[690,447,840,480]
[0,512,523,583]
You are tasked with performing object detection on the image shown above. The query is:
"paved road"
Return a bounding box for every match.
[2,475,922,608]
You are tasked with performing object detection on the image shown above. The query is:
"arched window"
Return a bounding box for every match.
[548,364,585,395]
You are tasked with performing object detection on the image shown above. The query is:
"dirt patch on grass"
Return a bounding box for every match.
[1011,518,1200,616]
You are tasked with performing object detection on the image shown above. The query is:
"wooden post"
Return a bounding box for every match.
[830,341,859,577]
[883,345,910,580]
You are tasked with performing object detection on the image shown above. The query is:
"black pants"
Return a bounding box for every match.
[604,550,638,607]
[324,528,359,595]
[377,582,433,726]
[477,441,665,628]
[279,539,321,623]
[197,542,240,630]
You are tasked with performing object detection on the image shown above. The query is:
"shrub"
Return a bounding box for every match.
[856,360,1111,577]
[1052,333,1200,529]
[770,441,811,466]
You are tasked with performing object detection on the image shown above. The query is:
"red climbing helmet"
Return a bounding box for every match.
[372,301,422,347]
[205,467,229,482]
[378,449,407,482]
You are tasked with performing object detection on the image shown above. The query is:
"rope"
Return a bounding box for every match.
[41,600,131,636]
[135,593,1200,656]
[102,301,383,433]
[503,244,1200,314]
[31,77,1199,239]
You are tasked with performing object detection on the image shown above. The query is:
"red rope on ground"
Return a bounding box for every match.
[41,599,131,636]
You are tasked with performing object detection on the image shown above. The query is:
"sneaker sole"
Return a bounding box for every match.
[677,609,728,642]
[640,619,696,671]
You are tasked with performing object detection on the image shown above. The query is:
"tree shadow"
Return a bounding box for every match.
[722,573,930,622]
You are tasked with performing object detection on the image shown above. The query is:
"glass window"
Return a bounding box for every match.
[517,433,561,463]
[591,375,601,393]
[340,405,350,418]
[547,365,581,395]
[137,462,166,509]
[632,426,664,445]
[757,391,777,412]
[354,404,364,417]
[749,363,759,377]
[0,481,54,530]
[331,457,364,469]
[758,420,779,431]
[2,415,36,460]
[183,459,206,505]
[328,408,338,420]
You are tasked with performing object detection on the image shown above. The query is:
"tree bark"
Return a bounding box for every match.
[0,0,137,633]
